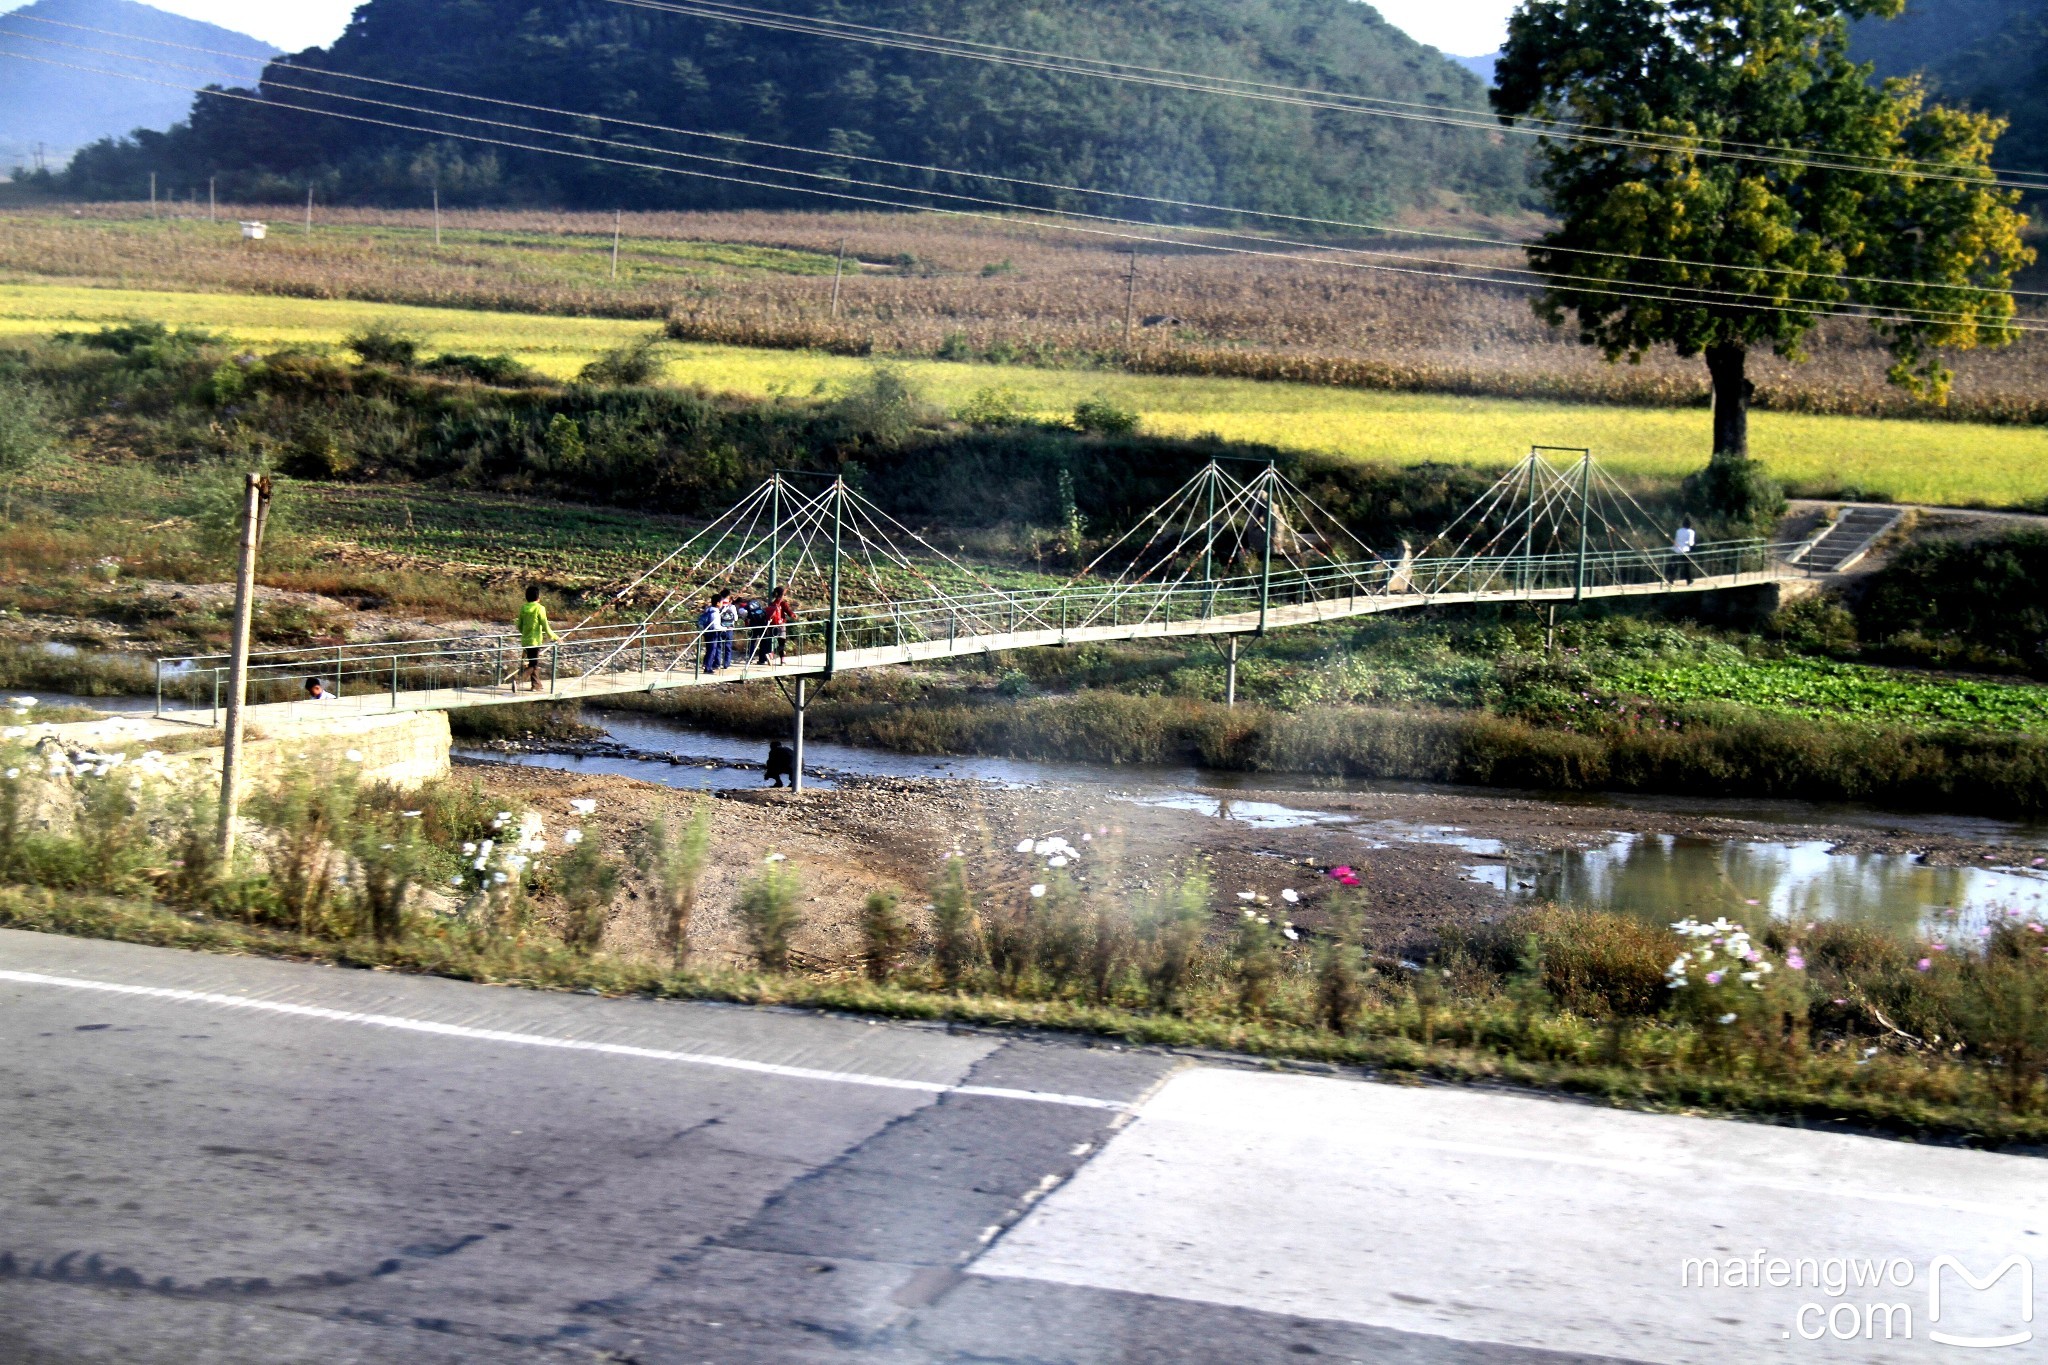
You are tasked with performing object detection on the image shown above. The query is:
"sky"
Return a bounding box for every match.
[1,0,1517,60]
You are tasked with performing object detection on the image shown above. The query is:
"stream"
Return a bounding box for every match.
[459,706,2048,939]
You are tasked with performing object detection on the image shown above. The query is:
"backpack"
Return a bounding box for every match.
[747,599,769,628]
[698,605,718,630]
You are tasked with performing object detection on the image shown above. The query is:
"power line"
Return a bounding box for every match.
[4,46,2040,336]
[600,0,2048,193]
[15,4,2044,193]
[8,20,2041,308]
[601,0,2048,188]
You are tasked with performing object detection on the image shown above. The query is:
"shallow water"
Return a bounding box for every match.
[457,708,2048,937]
[1470,835,2048,938]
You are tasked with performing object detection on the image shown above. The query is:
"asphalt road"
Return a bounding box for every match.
[3,928,2043,1365]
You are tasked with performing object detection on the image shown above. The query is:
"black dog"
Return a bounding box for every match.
[765,741,797,789]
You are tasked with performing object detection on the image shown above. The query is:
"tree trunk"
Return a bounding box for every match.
[1706,342,1750,461]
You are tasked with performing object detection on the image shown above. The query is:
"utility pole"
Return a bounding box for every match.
[208,176,216,221]
[149,172,157,218]
[305,184,314,236]
[1225,635,1239,708]
[790,679,808,794]
[611,209,622,280]
[432,185,441,248]
[217,473,272,860]
[1123,248,1138,350]
[830,238,847,319]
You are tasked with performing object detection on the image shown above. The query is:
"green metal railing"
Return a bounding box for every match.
[153,537,1785,720]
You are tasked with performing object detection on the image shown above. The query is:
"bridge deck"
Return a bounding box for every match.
[156,569,1788,728]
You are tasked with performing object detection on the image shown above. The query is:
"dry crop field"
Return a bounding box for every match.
[3,203,2044,423]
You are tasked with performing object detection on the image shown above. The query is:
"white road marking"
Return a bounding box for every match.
[0,969,1126,1111]
[977,1068,2048,1365]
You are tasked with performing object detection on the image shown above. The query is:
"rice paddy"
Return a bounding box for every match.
[4,280,2046,507]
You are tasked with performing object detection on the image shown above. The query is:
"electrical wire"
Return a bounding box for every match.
[4,43,2040,336]
[10,14,2043,303]
[601,0,2048,193]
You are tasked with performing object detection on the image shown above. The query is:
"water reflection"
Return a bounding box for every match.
[1480,835,2048,937]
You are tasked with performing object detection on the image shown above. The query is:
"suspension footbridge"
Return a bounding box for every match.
[152,452,1799,787]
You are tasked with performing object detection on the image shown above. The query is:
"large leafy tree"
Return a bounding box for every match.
[1493,0,2033,519]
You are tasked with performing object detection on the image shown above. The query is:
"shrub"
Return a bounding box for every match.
[1136,865,1210,1010]
[827,367,934,449]
[737,856,803,971]
[421,352,543,386]
[579,335,666,386]
[955,385,1034,429]
[1683,454,1785,533]
[636,805,712,964]
[351,810,424,944]
[1951,924,2048,1111]
[1072,395,1141,437]
[0,373,54,476]
[930,857,983,988]
[1857,531,2048,675]
[344,324,422,369]
[1316,896,1368,1034]
[557,840,622,951]
[858,889,915,983]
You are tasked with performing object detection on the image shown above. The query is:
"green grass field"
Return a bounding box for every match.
[6,282,2046,508]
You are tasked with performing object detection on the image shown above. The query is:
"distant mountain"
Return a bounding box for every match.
[0,0,276,172]
[56,0,1530,219]
[1852,0,2048,179]
[1453,52,1498,86]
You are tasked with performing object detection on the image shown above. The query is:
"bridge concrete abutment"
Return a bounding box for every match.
[45,710,453,793]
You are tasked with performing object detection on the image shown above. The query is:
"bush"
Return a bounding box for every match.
[578,335,666,386]
[858,890,915,982]
[421,352,544,386]
[738,856,804,971]
[1857,531,2048,675]
[636,806,712,964]
[955,385,1035,429]
[344,324,422,369]
[557,840,623,951]
[1683,454,1785,533]
[0,372,54,476]
[827,367,934,449]
[1072,395,1141,437]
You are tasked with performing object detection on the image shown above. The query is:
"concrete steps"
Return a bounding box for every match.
[1795,505,1903,574]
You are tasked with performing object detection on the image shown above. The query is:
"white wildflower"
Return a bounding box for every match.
[569,799,597,816]
[1280,889,1299,904]
[1028,884,1047,899]
[563,829,584,846]
[1015,839,1033,853]
[1717,1012,1738,1025]
[345,750,364,763]
[1047,855,1069,869]
[1236,891,1257,902]
[493,871,509,885]
[401,811,422,819]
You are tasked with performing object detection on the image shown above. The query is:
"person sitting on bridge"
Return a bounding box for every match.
[1671,517,1699,586]
[755,586,793,665]
[765,740,797,789]
[517,585,560,692]
[303,676,332,701]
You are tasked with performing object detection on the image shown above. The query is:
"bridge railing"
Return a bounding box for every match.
[150,538,1784,718]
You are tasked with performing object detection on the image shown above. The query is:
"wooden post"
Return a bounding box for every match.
[830,238,847,319]
[149,172,157,218]
[1226,634,1239,708]
[208,176,216,221]
[305,184,314,236]
[611,209,621,281]
[433,185,441,248]
[217,474,271,859]
[1123,248,1138,350]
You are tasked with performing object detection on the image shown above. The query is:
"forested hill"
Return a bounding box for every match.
[58,0,1530,220]
[0,0,275,171]
[1852,0,2048,177]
